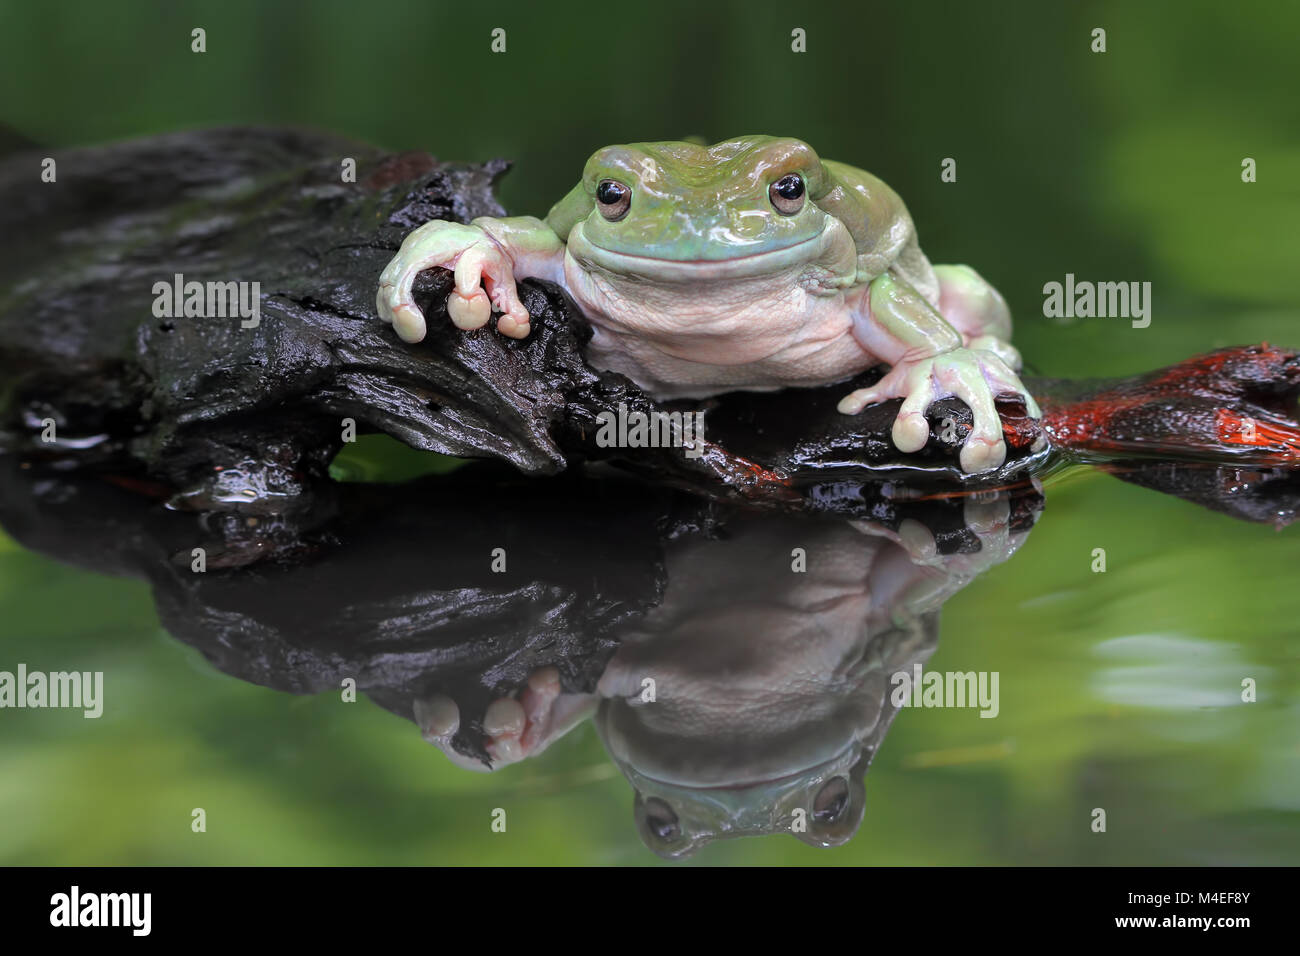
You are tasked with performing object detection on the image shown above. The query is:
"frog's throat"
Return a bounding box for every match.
[566,219,834,282]
[606,725,866,796]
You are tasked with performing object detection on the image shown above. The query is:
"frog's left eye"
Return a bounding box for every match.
[769,173,806,215]
[596,179,632,221]
[812,776,849,824]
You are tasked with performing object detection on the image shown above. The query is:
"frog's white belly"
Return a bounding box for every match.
[564,255,874,399]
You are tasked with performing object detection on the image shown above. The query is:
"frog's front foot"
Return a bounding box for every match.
[376,220,531,344]
[479,667,565,765]
[837,348,1042,473]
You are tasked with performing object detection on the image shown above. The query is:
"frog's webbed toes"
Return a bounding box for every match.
[836,363,935,454]
[482,667,563,765]
[955,348,1048,471]
[838,348,1041,473]
[836,361,910,416]
[376,220,531,343]
[932,356,1006,471]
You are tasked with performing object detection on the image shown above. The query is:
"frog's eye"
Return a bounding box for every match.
[811,776,850,824]
[769,173,806,215]
[641,796,680,840]
[596,179,632,221]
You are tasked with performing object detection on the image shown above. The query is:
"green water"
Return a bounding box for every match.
[1,0,1298,864]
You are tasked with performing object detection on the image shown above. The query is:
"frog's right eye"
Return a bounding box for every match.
[596,179,632,221]
[769,173,806,215]
[641,796,679,840]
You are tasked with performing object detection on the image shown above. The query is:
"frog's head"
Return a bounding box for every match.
[624,743,870,860]
[595,694,874,859]
[553,136,841,280]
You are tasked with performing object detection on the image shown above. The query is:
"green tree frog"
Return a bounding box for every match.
[377,136,1039,472]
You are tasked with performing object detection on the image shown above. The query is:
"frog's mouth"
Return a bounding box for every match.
[567,220,833,281]
[621,741,864,797]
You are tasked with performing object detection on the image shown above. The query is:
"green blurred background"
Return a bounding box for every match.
[0,0,1297,864]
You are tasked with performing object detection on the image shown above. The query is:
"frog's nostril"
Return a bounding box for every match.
[731,210,768,241]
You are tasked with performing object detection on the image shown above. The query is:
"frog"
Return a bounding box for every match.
[377,136,1040,472]
[589,498,1034,857]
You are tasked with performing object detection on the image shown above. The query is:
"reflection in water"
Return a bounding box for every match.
[0,454,1293,857]
[585,502,1034,856]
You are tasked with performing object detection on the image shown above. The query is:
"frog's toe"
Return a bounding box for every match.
[896,518,939,562]
[836,387,883,416]
[838,361,911,415]
[447,287,491,330]
[495,305,531,340]
[518,666,561,752]
[413,693,460,743]
[964,492,1012,538]
[956,389,1009,471]
[892,410,931,454]
[389,301,428,343]
[376,273,428,343]
[893,375,938,453]
[959,431,1008,473]
[481,667,562,765]
[483,696,528,763]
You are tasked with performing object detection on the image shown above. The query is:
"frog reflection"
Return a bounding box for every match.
[416,490,1038,857]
